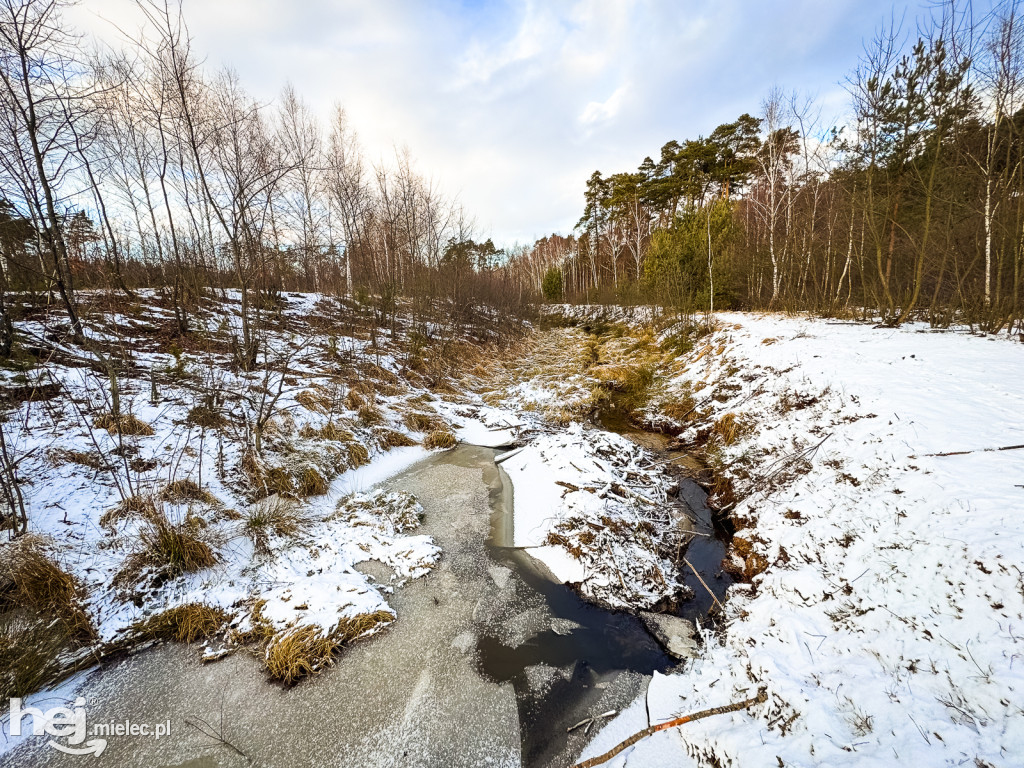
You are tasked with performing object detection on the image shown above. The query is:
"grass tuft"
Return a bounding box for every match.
[296,467,329,497]
[0,538,94,641]
[160,479,216,504]
[186,405,226,429]
[135,603,229,643]
[262,610,394,685]
[423,429,457,450]
[94,413,155,436]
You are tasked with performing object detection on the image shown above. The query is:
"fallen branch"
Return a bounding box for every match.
[573,688,767,768]
[494,446,525,464]
[925,443,1024,457]
[683,557,724,612]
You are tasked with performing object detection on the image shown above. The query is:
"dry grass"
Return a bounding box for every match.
[295,386,333,414]
[345,442,370,468]
[135,603,229,643]
[296,467,329,497]
[245,499,304,542]
[119,516,217,581]
[357,404,383,425]
[160,479,216,504]
[299,421,352,442]
[376,429,417,448]
[262,610,393,685]
[186,405,226,429]
[0,614,70,699]
[242,451,296,499]
[94,413,155,436]
[47,448,105,470]
[402,411,440,432]
[423,429,457,450]
[99,494,159,528]
[263,626,338,684]
[343,389,365,411]
[713,412,751,446]
[0,538,94,641]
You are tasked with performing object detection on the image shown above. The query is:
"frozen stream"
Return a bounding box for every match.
[4,445,671,768]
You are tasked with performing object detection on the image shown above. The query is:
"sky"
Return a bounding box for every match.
[66,0,929,247]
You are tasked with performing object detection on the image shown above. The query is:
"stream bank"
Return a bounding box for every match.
[3,445,673,768]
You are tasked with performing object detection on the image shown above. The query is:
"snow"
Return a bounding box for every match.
[581,313,1024,767]
[0,290,500,730]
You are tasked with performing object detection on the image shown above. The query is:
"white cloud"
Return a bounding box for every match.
[579,83,629,125]
[63,0,923,247]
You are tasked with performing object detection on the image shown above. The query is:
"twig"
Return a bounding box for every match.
[683,557,724,612]
[574,688,767,768]
[925,443,1024,457]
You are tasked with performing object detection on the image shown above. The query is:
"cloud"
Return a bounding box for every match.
[63,0,926,246]
[579,83,629,125]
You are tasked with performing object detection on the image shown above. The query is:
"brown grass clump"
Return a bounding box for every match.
[0,614,69,699]
[346,442,370,468]
[402,411,439,432]
[160,479,216,504]
[344,389,365,411]
[334,610,393,643]
[186,405,226,429]
[423,430,457,450]
[137,518,217,576]
[47,448,105,470]
[135,603,229,643]
[262,610,394,685]
[94,413,155,436]
[661,391,700,423]
[245,500,303,542]
[296,467,329,497]
[357,404,383,425]
[242,451,296,499]
[99,494,159,528]
[712,412,751,446]
[376,429,417,448]
[299,422,352,442]
[295,387,333,414]
[0,538,94,641]
[263,626,338,685]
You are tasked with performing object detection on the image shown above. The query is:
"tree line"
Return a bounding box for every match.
[0,0,524,365]
[528,1,1024,333]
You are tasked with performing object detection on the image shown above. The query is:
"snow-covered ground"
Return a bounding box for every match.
[0,290,519,697]
[578,313,1024,767]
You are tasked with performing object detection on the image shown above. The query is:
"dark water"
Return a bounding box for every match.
[473,453,671,767]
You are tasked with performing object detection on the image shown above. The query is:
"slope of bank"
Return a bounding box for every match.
[575,311,1024,767]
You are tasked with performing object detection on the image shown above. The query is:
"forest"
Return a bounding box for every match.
[524,4,1024,333]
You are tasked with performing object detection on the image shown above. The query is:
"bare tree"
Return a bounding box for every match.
[0,0,86,340]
